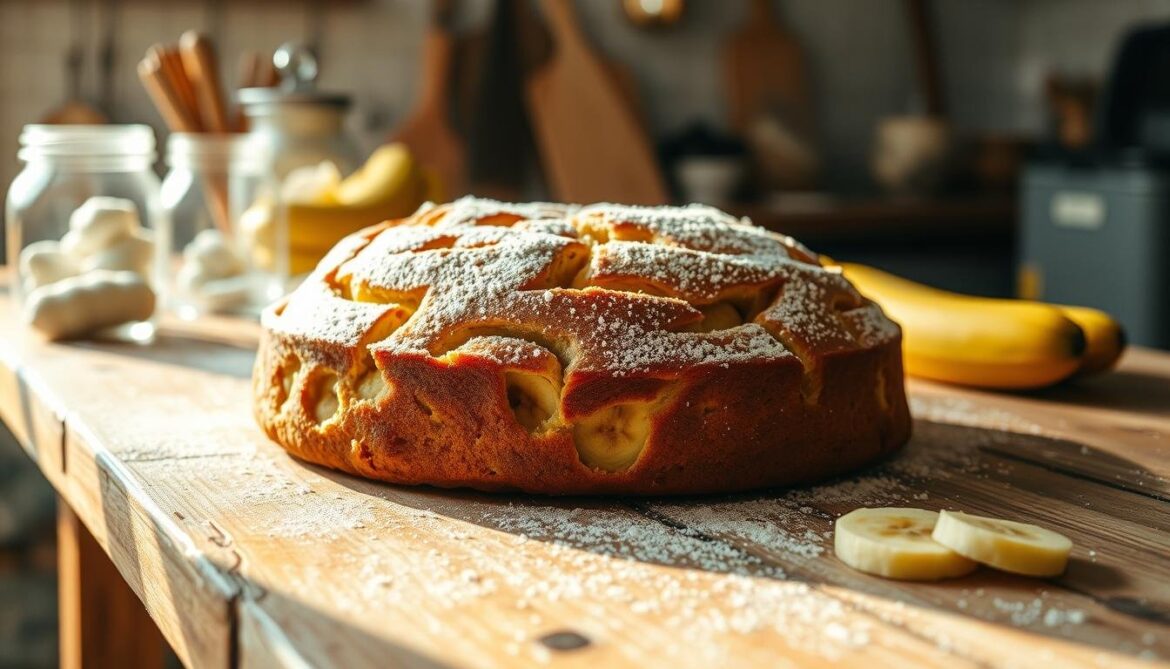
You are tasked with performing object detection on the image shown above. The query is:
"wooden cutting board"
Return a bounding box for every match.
[724,0,810,134]
[390,27,468,199]
[525,0,667,205]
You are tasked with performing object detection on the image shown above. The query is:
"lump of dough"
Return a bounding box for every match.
[23,270,156,341]
[62,196,140,258]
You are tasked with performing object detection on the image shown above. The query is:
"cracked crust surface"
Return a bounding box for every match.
[253,197,911,495]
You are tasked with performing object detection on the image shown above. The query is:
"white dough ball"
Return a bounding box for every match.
[182,229,244,279]
[66,196,140,258]
[79,232,154,277]
[19,240,79,289]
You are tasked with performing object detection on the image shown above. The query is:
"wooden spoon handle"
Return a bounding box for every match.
[148,44,201,132]
[538,0,587,54]
[417,30,454,113]
[137,53,198,133]
[179,31,230,133]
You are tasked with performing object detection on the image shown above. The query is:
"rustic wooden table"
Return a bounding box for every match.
[0,298,1167,668]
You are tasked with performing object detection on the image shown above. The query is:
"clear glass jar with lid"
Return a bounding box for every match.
[5,124,165,341]
[160,132,285,318]
[238,43,361,179]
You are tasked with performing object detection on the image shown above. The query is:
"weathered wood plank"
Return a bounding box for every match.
[0,299,1168,668]
[57,503,167,669]
[645,421,1170,663]
[57,428,239,669]
[135,449,979,669]
[908,349,1170,498]
[0,324,241,668]
[0,333,65,484]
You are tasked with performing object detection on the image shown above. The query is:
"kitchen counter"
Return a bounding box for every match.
[0,297,1167,668]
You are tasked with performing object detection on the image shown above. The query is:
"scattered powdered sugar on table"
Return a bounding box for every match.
[217,426,1123,664]
[910,396,1047,436]
[646,497,827,560]
[408,502,874,662]
[482,504,785,577]
[992,597,1087,628]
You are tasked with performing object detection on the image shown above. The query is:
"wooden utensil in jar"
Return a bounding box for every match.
[180,31,231,133]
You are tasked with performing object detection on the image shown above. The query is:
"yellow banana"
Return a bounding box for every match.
[242,144,432,274]
[1056,304,1126,376]
[335,143,417,208]
[838,263,1085,389]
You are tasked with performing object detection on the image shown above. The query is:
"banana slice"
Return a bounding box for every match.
[835,508,978,581]
[932,510,1072,577]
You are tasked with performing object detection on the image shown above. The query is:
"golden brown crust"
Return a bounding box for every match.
[253,198,911,495]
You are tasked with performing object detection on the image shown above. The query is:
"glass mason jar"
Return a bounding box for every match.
[161,133,285,318]
[5,124,165,341]
[238,44,360,180]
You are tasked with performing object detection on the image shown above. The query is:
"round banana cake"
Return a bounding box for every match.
[253,197,911,495]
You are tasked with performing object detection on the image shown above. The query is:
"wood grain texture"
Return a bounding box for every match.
[0,329,65,485]
[57,503,167,669]
[0,294,1167,667]
[525,0,667,205]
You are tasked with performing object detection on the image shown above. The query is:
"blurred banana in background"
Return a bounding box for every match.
[242,143,440,275]
[834,262,1125,390]
[1056,303,1127,376]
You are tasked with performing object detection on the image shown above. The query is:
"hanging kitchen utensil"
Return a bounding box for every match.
[518,0,647,133]
[41,0,107,124]
[525,0,666,205]
[387,0,467,199]
[723,0,810,135]
[463,0,538,200]
[906,0,945,117]
[96,0,118,120]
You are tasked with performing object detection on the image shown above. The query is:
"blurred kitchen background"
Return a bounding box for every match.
[2,0,1169,665]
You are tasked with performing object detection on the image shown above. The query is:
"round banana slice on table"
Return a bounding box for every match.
[834,508,978,580]
[932,510,1072,577]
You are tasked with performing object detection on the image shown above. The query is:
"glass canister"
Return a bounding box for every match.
[237,44,360,180]
[5,124,165,341]
[237,44,362,281]
[161,133,285,318]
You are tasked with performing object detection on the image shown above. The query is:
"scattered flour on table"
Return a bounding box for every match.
[212,415,1119,663]
[910,396,1046,436]
[437,503,872,662]
[992,596,1088,628]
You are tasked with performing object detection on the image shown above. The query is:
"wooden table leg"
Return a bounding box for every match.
[57,500,167,669]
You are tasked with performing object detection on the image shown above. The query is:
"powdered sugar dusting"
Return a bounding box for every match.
[581,202,782,256]
[589,241,780,301]
[431,196,576,228]
[302,198,899,379]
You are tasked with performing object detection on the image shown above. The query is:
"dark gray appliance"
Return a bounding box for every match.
[1020,23,1170,349]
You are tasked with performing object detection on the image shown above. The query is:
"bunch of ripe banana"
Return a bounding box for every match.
[833,262,1126,390]
[242,144,440,276]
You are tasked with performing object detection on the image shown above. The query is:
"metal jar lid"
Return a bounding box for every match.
[237,42,351,110]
